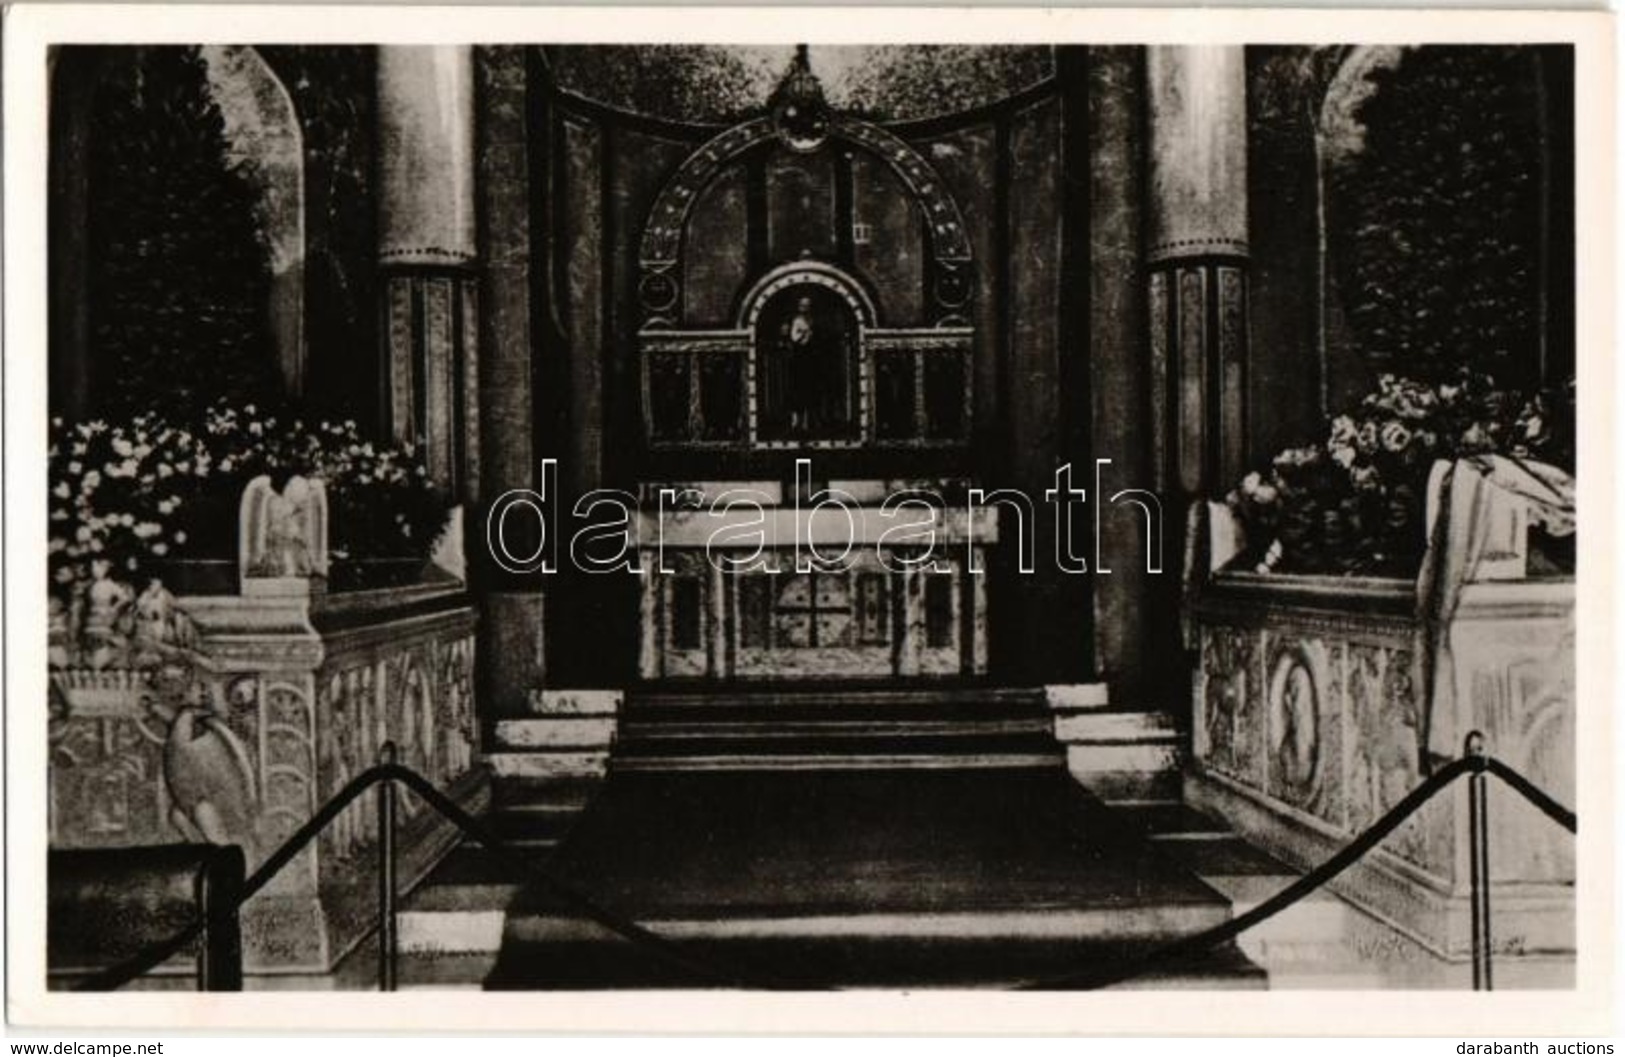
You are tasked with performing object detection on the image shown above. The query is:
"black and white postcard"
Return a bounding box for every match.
[2,4,1615,1036]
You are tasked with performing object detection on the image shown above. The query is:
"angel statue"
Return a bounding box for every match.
[241,475,329,580]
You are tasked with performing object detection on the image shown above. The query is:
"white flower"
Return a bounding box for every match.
[157,498,178,515]
[157,464,174,478]
[112,438,134,458]
[81,470,101,490]
[1328,415,1358,447]
[174,531,188,544]
[151,542,169,556]
[52,482,70,499]
[134,521,161,539]
[66,461,82,475]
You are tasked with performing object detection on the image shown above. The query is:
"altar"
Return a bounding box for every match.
[634,482,996,681]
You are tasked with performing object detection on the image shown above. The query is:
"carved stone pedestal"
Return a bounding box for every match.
[49,577,488,974]
[1188,572,1575,958]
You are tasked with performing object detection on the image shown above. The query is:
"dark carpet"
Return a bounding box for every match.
[482,768,1262,989]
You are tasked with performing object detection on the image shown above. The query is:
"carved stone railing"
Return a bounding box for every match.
[1188,569,1575,959]
[47,477,486,974]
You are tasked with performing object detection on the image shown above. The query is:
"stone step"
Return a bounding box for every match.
[1071,769,1184,804]
[1108,801,1233,838]
[1052,710,1180,744]
[1150,833,1298,876]
[1199,874,1361,947]
[1063,741,1182,776]
[398,908,507,955]
[612,729,1066,771]
[489,775,604,809]
[488,752,608,780]
[482,927,1265,990]
[394,952,500,991]
[495,717,619,750]
[619,717,1052,741]
[612,749,1064,773]
[630,686,1045,712]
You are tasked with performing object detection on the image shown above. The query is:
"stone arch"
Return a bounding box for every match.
[198,46,308,397]
[638,113,973,327]
[738,260,879,331]
[52,46,308,416]
[1312,44,1553,396]
[1315,45,1408,165]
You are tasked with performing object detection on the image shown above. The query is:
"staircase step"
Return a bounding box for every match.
[613,750,1063,773]
[490,775,604,809]
[1053,711,1180,744]
[399,909,506,954]
[484,929,1265,990]
[488,752,608,780]
[1108,802,1232,837]
[630,687,1045,712]
[484,807,580,847]
[622,702,1049,726]
[495,717,618,750]
[620,719,1050,742]
[618,730,1058,754]
[1147,834,1295,876]
[1073,770,1184,804]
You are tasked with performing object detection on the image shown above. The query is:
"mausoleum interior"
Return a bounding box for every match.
[45,44,1577,990]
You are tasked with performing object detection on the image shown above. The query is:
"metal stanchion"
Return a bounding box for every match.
[1466,731,1493,991]
[378,741,399,992]
[196,845,245,991]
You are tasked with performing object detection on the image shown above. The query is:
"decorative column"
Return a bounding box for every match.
[1145,46,1250,498]
[377,46,480,501]
[473,46,547,716]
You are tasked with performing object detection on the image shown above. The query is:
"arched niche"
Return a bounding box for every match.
[198,46,308,397]
[1314,45,1560,398]
[52,45,306,418]
[744,263,870,442]
[635,113,975,452]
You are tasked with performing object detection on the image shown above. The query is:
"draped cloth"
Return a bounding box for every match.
[1416,455,1576,767]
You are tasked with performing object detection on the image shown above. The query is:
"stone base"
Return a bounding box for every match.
[242,766,491,975]
[1186,768,1575,959]
[484,689,623,781]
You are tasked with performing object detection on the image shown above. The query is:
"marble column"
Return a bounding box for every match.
[377,45,480,502]
[473,46,547,716]
[1145,46,1250,497]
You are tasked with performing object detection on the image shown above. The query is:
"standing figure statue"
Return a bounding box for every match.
[80,558,134,670]
[767,287,854,439]
[784,296,819,435]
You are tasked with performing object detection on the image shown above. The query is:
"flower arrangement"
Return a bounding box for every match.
[49,402,450,598]
[1225,370,1574,577]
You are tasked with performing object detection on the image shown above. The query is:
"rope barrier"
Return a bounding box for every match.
[72,751,1576,993]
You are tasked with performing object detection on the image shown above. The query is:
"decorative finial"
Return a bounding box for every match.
[770,44,831,153]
